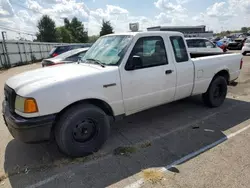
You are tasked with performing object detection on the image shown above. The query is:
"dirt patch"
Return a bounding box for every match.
[142,169,165,184]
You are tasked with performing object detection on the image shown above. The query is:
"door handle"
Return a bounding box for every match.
[165,70,173,75]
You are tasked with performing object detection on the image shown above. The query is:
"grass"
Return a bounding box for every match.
[142,169,164,184]
[140,141,152,148]
[113,146,137,156]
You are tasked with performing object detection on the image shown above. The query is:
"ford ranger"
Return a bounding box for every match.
[2,31,243,157]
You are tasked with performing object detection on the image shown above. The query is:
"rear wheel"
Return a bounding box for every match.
[202,76,227,108]
[55,104,110,157]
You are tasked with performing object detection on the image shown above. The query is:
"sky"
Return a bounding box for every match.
[0,0,249,40]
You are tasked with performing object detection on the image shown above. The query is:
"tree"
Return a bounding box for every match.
[63,17,88,43]
[241,27,248,33]
[100,20,114,36]
[56,26,71,43]
[36,15,57,42]
[88,35,99,43]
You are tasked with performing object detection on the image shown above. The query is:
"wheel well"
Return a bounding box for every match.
[58,99,114,117]
[214,70,230,84]
[50,99,114,138]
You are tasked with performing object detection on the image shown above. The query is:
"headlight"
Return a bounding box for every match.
[15,95,38,113]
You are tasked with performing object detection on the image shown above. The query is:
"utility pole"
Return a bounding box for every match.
[1,31,10,68]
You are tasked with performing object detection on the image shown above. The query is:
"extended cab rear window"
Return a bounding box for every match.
[170,36,189,63]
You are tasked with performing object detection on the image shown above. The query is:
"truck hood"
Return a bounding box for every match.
[6,63,118,96]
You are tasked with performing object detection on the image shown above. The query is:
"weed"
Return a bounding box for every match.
[140,141,152,148]
[113,146,137,156]
[0,173,8,182]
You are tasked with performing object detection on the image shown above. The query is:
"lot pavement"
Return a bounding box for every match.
[1,54,250,188]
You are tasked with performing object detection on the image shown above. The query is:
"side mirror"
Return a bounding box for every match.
[126,55,142,70]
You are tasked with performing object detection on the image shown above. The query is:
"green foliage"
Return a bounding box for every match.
[88,35,99,43]
[63,17,88,43]
[36,15,57,42]
[100,20,114,36]
[241,27,248,33]
[56,26,71,43]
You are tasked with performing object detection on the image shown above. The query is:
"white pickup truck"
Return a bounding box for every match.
[2,31,243,157]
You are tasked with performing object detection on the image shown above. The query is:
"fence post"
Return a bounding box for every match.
[39,43,42,60]
[23,43,28,63]
[29,42,33,63]
[17,42,23,64]
[0,41,4,67]
[0,52,3,68]
[1,32,10,67]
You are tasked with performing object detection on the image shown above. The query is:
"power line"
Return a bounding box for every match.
[0,25,36,35]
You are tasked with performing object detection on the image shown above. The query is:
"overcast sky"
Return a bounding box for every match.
[0,0,249,40]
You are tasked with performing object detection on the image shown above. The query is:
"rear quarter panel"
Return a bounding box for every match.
[192,53,242,95]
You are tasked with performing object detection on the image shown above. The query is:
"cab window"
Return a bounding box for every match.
[126,36,168,70]
[170,36,189,63]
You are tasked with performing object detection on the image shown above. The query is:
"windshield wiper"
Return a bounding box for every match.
[86,58,105,68]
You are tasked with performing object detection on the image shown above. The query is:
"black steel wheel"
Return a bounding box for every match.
[202,76,227,108]
[55,104,110,157]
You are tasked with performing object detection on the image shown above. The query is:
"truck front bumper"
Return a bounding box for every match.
[2,100,56,143]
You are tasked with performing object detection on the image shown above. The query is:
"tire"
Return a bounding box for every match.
[55,104,110,157]
[242,52,247,56]
[202,76,227,108]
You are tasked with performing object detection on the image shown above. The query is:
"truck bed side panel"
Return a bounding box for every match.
[191,53,242,95]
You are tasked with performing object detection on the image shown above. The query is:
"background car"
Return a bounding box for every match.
[186,38,223,54]
[227,38,247,50]
[215,40,227,52]
[48,43,92,58]
[42,47,89,67]
[242,38,250,55]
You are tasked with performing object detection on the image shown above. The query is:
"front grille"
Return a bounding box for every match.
[4,84,16,113]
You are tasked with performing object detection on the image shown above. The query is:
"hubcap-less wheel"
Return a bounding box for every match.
[202,76,227,108]
[72,119,97,142]
[213,84,224,99]
[55,104,110,157]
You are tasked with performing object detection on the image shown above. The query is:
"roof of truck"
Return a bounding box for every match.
[105,31,183,37]
[185,37,209,40]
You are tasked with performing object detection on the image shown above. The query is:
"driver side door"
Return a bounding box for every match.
[120,36,176,115]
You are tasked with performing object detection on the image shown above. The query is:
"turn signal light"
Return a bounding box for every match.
[24,99,38,113]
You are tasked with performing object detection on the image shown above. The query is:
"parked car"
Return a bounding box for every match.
[215,40,227,52]
[211,37,221,43]
[42,48,89,67]
[227,38,247,50]
[185,38,223,54]
[48,43,92,58]
[219,38,233,45]
[3,31,242,157]
[242,38,250,55]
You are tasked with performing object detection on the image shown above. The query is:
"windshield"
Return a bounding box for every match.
[82,35,133,66]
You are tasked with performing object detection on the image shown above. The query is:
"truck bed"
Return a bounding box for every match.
[190,52,236,58]
[191,52,242,95]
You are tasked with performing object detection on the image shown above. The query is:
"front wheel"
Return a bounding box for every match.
[55,104,110,157]
[202,76,227,108]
